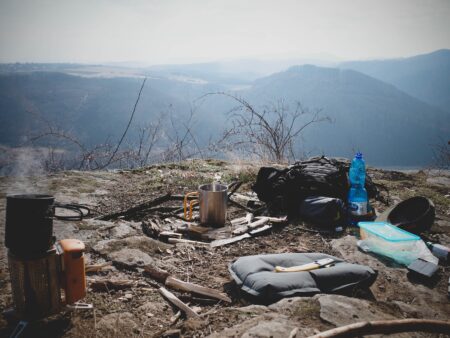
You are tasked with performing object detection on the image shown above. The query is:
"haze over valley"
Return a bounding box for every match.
[1,0,449,171]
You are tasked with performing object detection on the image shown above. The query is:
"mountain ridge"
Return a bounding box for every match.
[242,64,449,165]
[340,49,450,113]
[1,55,449,167]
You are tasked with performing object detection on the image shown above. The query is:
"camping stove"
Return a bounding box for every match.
[5,194,88,321]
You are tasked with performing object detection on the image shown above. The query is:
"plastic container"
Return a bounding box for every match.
[348,153,368,216]
[357,221,438,265]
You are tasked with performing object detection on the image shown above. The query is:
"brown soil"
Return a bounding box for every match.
[0,160,449,337]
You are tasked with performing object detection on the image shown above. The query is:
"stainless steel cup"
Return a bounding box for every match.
[198,183,227,227]
[183,183,228,227]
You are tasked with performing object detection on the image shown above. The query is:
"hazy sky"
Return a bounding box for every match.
[1,0,449,64]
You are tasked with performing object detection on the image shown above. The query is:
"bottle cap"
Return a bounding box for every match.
[355,152,363,159]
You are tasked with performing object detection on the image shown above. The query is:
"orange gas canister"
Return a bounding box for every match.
[58,239,86,304]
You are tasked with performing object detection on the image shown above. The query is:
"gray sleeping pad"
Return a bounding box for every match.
[229,253,377,302]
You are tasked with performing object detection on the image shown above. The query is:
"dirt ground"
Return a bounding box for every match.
[0,159,449,337]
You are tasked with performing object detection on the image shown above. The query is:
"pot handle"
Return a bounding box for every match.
[183,192,199,221]
[52,203,91,221]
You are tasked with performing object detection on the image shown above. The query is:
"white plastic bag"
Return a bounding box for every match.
[357,238,438,266]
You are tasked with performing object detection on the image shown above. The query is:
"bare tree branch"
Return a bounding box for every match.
[202,92,329,163]
[99,77,147,169]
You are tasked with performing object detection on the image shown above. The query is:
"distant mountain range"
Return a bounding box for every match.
[243,65,448,165]
[0,50,449,167]
[340,49,450,113]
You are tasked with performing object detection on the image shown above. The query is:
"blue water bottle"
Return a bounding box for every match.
[348,152,368,216]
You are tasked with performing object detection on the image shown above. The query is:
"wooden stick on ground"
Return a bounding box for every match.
[143,265,171,283]
[85,262,112,273]
[165,277,231,303]
[143,265,231,303]
[256,216,288,223]
[230,216,247,226]
[98,193,172,220]
[158,287,200,319]
[167,238,210,247]
[211,224,272,247]
[159,231,183,240]
[309,319,450,338]
[232,217,269,235]
[232,192,258,202]
[228,198,254,213]
[88,278,135,291]
[231,213,255,227]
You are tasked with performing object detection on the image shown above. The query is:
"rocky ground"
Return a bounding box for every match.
[0,159,449,338]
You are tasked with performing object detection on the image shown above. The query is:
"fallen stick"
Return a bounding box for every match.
[98,193,172,220]
[256,216,287,223]
[141,206,180,214]
[158,287,200,319]
[247,216,268,229]
[141,219,162,238]
[165,276,231,303]
[180,296,220,305]
[232,217,269,236]
[309,319,450,338]
[143,265,171,283]
[143,266,230,303]
[176,224,211,236]
[232,192,257,202]
[246,212,254,223]
[228,198,254,213]
[230,213,254,226]
[210,232,251,247]
[159,231,183,240]
[232,225,250,236]
[211,224,272,247]
[85,262,112,273]
[170,311,181,324]
[230,216,247,225]
[168,238,210,247]
[88,278,134,291]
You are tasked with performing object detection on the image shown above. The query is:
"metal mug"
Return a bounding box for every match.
[184,183,228,227]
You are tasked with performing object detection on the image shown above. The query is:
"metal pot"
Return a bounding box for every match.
[5,194,55,256]
[5,194,90,256]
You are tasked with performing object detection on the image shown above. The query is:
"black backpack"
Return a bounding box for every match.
[252,156,378,216]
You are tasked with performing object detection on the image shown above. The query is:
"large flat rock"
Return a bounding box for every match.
[93,235,171,255]
[317,294,394,325]
[207,313,302,338]
[92,235,171,268]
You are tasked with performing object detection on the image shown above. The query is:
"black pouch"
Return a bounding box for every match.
[299,196,345,228]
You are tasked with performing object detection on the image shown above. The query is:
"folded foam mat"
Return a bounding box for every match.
[229,253,377,302]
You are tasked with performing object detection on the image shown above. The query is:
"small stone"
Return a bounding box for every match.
[97,312,137,334]
[109,248,154,267]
